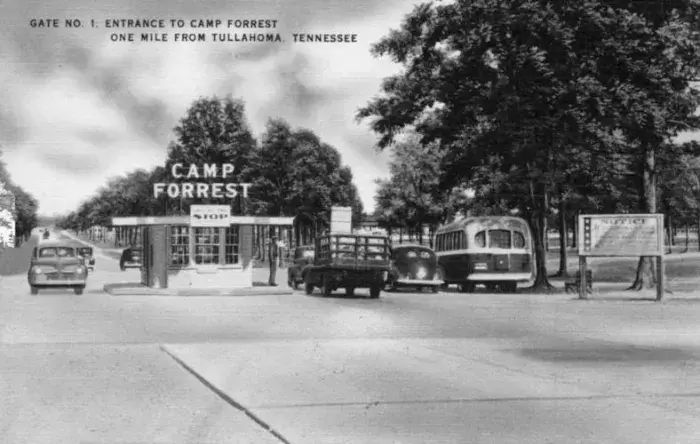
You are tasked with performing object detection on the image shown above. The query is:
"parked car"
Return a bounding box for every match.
[303,234,391,298]
[287,245,315,289]
[76,246,96,271]
[27,242,88,295]
[119,246,143,271]
[386,244,443,292]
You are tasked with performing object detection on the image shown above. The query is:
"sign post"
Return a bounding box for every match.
[578,214,665,301]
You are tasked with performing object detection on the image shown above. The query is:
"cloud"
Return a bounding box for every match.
[0,0,412,215]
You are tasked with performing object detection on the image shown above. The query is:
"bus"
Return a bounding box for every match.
[434,216,534,292]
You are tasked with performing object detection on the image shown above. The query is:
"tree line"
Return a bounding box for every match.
[360,0,700,289]
[0,152,38,245]
[58,96,363,241]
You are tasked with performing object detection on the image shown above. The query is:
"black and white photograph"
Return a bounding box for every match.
[1,0,700,442]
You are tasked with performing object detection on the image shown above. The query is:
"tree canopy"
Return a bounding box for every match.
[359,0,700,289]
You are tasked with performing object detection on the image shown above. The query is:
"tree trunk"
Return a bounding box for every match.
[571,214,577,249]
[683,224,689,253]
[629,145,657,290]
[529,181,553,290]
[555,200,569,277]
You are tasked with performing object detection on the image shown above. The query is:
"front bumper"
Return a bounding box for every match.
[29,278,86,286]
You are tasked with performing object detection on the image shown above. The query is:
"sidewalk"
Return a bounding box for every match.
[104,282,294,296]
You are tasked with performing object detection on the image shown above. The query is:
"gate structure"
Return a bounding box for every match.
[578,214,665,301]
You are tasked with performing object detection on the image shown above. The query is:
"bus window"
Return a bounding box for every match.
[489,230,511,248]
[475,231,486,248]
[513,231,526,248]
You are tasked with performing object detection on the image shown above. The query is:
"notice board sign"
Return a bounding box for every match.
[190,205,231,227]
[578,214,664,257]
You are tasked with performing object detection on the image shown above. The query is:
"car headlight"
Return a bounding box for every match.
[76,266,86,274]
[416,267,427,279]
[32,267,42,274]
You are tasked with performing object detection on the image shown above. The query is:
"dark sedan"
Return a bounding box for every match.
[386,244,443,292]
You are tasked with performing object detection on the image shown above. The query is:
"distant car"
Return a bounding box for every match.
[42,230,50,240]
[287,245,315,289]
[119,246,143,271]
[27,242,88,295]
[386,244,443,292]
[76,246,96,271]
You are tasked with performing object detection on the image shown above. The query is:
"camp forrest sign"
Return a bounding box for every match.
[153,163,252,199]
[190,204,231,227]
[579,214,664,257]
[577,214,665,301]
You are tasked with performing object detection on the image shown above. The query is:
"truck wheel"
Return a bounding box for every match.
[74,286,84,295]
[320,275,332,297]
[436,267,448,289]
[431,286,439,293]
[369,286,381,299]
[304,282,314,295]
[30,286,39,295]
[346,287,355,296]
[459,282,475,293]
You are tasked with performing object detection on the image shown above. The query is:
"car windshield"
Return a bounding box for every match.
[78,248,93,255]
[39,247,75,257]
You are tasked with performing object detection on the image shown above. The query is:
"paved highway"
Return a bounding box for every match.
[2,230,700,442]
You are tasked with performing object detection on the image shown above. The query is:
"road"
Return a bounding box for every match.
[2,230,700,442]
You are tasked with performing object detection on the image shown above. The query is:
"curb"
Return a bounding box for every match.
[103,283,294,296]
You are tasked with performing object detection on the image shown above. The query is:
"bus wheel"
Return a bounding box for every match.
[369,286,381,299]
[304,282,314,295]
[503,282,517,293]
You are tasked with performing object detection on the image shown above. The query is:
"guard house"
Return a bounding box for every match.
[112,205,293,289]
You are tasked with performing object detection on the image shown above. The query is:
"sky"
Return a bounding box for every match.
[0,0,419,216]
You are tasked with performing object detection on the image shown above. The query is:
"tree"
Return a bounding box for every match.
[165,95,258,213]
[374,135,451,242]
[249,119,363,227]
[358,0,700,291]
[0,151,38,243]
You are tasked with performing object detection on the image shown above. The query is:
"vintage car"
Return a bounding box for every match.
[303,234,391,298]
[27,242,88,295]
[119,246,143,271]
[287,245,315,289]
[76,246,96,271]
[386,244,443,292]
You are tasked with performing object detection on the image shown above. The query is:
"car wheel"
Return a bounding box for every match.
[30,286,39,295]
[431,286,439,293]
[74,286,84,295]
[293,280,300,290]
[120,263,126,271]
[369,286,381,299]
[304,282,314,295]
[345,287,355,296]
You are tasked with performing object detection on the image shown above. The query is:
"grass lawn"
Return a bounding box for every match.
[545,245,700,293]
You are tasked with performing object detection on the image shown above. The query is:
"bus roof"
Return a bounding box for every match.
[436,216,529,234]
